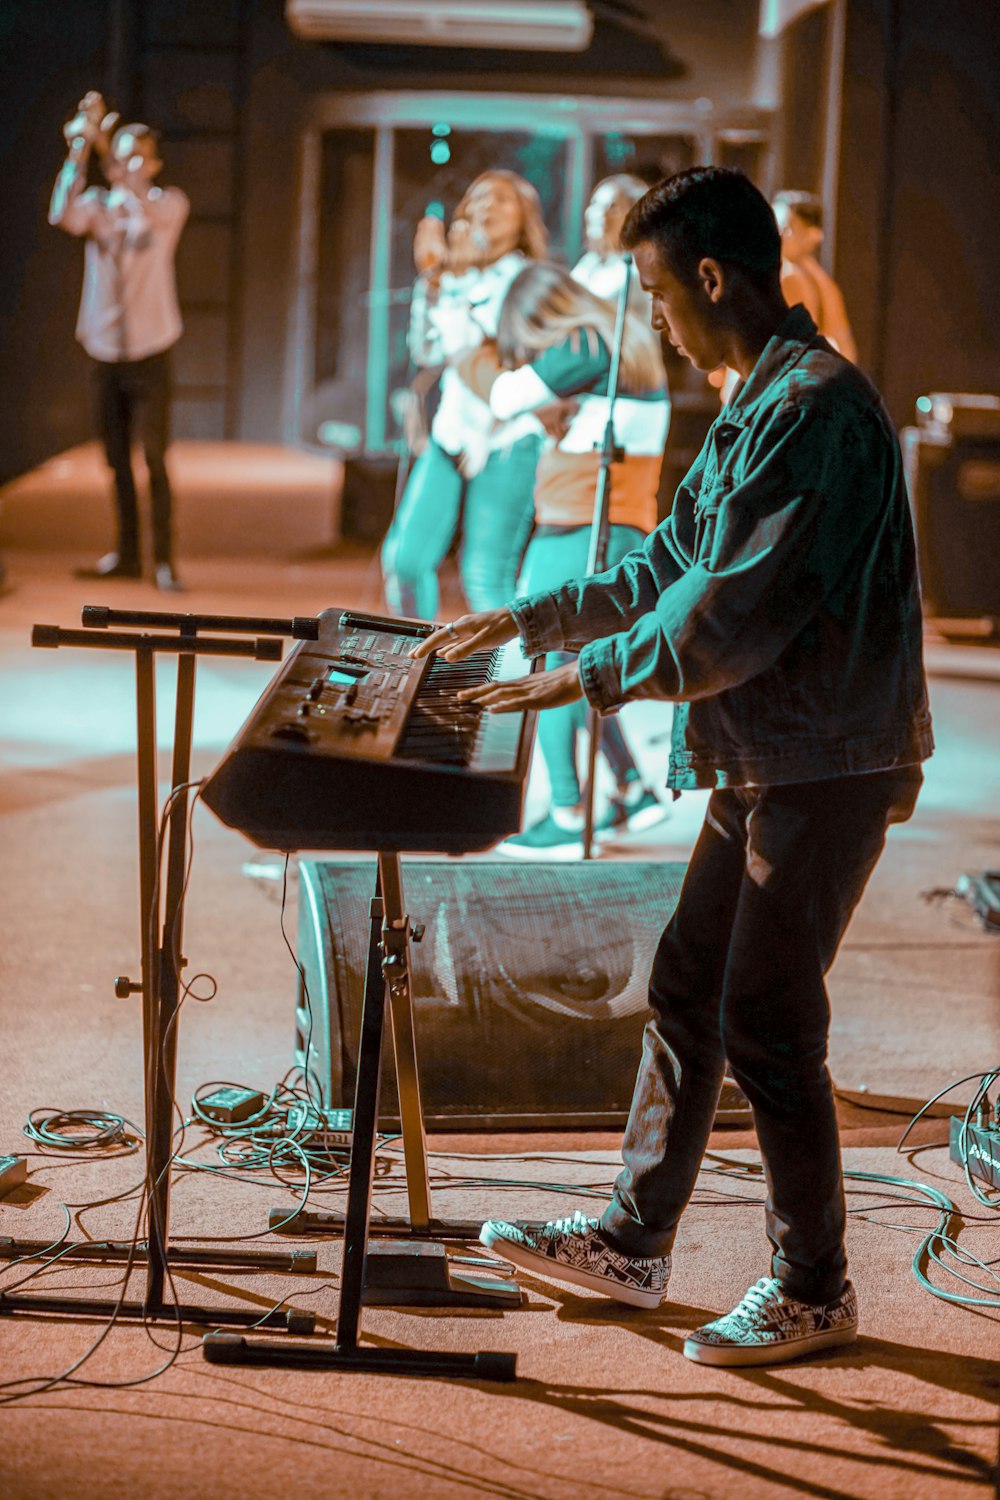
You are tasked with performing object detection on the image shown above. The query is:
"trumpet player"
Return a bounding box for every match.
[49,93,189,591]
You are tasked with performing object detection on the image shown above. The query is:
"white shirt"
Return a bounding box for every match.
[50,169,189,362]
[572,251,652,317]
[409,251,541,465]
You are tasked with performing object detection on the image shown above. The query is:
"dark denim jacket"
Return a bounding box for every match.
[511,307,934,790]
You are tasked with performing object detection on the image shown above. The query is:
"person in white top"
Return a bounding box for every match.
[572,174,651,310]
[381,170,548,620]
[49,94,189,590]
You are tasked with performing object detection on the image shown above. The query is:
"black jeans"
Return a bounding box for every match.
[600,767,923,1303]
[92,351,175,566]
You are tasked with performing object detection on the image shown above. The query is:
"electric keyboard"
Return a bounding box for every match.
[201,608,537,853]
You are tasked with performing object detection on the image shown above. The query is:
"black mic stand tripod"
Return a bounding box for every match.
[581,255,632,859]
[0,605,324,1334]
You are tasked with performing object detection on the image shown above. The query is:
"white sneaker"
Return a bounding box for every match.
[683,1276,858,1367]
[480,1210,670,1309]
[596,787,668,838]
[495,812,584,860]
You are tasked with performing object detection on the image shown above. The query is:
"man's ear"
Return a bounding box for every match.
[697,257,725,304]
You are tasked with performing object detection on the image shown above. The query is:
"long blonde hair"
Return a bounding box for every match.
[496,262,664,395]
[453,170,549,264]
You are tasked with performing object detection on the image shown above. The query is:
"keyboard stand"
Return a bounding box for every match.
[2,608,325,1334]
[204,851,519,1381]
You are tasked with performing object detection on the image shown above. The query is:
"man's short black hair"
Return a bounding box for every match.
[622,166,782,288]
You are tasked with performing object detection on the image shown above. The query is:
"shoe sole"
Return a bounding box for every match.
[595,806,670,841]
[494,841,585,861]
[623,802,670,832]
[683,1323,858,1367]
[479,1223,666,1309]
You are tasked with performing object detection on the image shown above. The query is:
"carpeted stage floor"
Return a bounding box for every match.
[1,448,999,1499]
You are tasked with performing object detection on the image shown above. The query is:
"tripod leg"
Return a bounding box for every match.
[334,872,389,1350]
[146,651,197,1308]
[134,646,171,1314]
[146,650,196,1312]
[380,853,432,1231]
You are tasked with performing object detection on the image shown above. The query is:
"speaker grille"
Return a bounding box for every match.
[295,859,686,1130]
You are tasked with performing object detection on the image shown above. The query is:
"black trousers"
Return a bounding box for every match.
[600,767,923,1303]
[91,351,175,566]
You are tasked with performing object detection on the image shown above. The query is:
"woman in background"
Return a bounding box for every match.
[572,173,650,307]
[381,170,547,620]
[457,262,671,856]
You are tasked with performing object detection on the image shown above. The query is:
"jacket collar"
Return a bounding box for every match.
[722,305,820,425]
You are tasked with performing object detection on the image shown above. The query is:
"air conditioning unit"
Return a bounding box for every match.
[285,0,594,51]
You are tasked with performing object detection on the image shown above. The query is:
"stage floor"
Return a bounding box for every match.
[1,538,998,1500]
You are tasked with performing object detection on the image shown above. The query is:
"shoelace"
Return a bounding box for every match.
[732,1277,787,1319]
[544,1210,598,1238]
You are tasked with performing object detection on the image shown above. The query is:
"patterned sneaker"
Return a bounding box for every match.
[480,1210,670,1309]
[596,787,668,838]
[496,812,584,861]
[683,1276,858,1367]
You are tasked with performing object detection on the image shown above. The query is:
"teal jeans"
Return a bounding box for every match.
[381,435,540,619]
[518,523,646,807]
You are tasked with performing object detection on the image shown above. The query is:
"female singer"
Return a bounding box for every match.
[457,262,671,855]
[381,170,548,620]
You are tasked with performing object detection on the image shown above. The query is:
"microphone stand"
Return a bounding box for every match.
[581,256,631,860]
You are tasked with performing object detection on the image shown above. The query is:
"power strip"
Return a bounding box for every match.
[948,1115,1000,1189]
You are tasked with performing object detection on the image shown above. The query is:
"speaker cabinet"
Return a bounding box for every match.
[294,859,687,1130]
[902,423,1000,620]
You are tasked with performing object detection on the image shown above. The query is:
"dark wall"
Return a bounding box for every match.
[838,0,1000,426]
[771,6,829,197]
[0,1,116,478]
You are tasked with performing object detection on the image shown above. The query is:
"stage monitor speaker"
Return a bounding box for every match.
[902,415,1000,620]
[339,455,402,542]
[294,859,687,1131]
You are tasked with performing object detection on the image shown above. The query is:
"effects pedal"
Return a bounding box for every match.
[198,1086,266,1124]
[949,1115,1000,1190]
[0,1156,27,1199]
